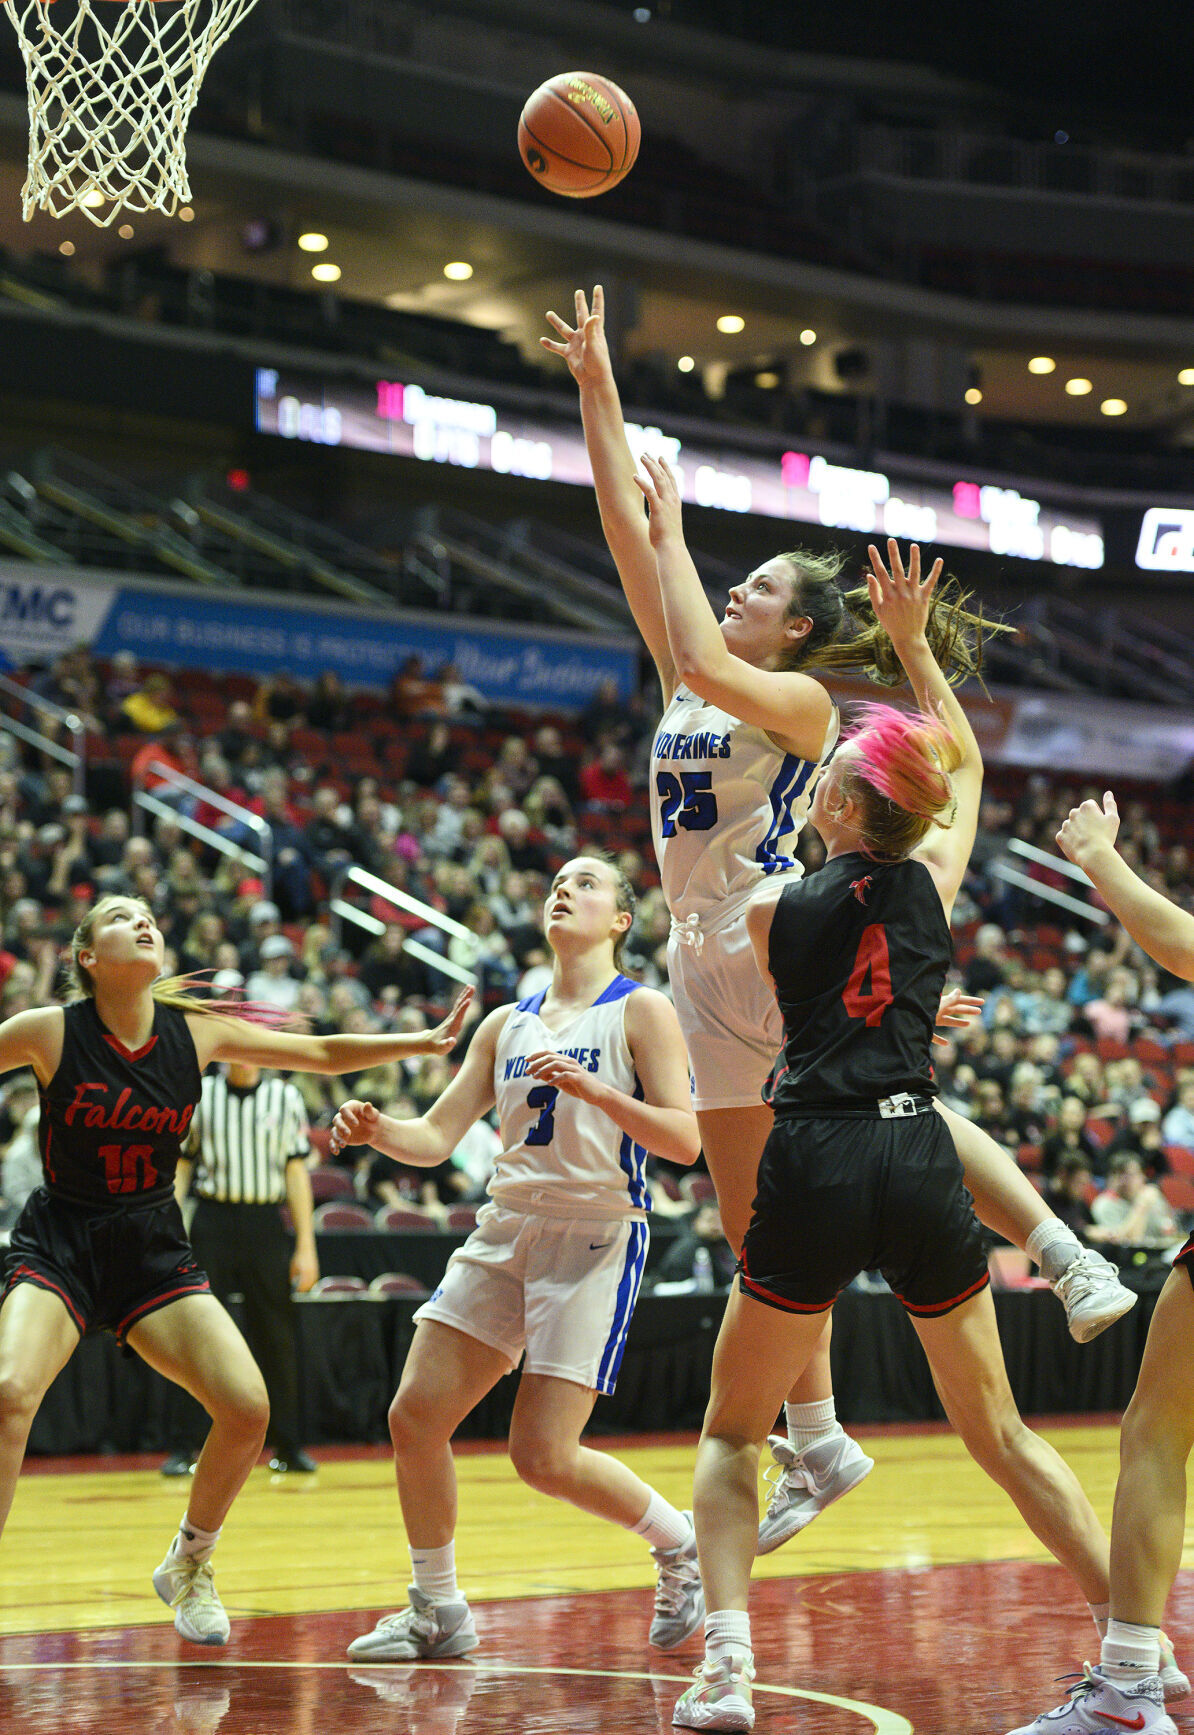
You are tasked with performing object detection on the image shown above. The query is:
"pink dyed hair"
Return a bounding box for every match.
[836,702,962,861]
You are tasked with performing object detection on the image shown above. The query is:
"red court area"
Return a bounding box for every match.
[5,1558,1192,1735]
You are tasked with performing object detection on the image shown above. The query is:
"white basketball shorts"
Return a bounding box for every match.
[667,903,783,1111]
[413,1203,649,1396]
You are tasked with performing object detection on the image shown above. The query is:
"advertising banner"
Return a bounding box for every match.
[0,566,638,712]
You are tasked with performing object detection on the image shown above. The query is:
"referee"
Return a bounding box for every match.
[162,1060,320,1475]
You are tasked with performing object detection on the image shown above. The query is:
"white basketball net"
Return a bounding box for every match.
[2,0,261,224]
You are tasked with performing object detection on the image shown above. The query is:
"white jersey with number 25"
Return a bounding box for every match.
[651,683,837,924]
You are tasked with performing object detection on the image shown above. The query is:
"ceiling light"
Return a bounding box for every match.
[799,329,817,346]
[298,231,328,252]
[1179,368,1194,386]
[178,206,195,223]
[311,262,341,283]
[81,189,104,210]
[754,371,781,390]
[118,223,134,240]
[716,314,745,334]
[443,260,473,281]
[677,355,695,373]
[1100,398,1128,416]
[1028,356,1056,374]
[1064,378,1093,396]
[964,387,982,405]
[58,240,75,257]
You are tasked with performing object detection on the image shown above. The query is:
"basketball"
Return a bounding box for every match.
[518,72,640,198]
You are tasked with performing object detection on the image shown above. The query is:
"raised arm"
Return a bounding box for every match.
[634,453,834,761]
[523,987,700,1167]
[189,987,475,1073]
[867,539,983,912]
[541,286,677,696]
[1058,792,1194,980]
[328,1005,506,1168]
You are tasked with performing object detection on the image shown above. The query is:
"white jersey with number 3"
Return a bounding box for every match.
[488,974,648,1221]
[651,683,837,923]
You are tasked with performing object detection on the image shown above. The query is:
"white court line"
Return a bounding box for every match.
[0,1657,914,1734]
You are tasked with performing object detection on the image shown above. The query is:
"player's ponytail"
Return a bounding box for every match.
[68,897,291,1026]
[774,549,1007,687]
[836,702,963,863]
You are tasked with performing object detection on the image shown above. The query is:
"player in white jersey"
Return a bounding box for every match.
[333,856,707,1661]
[544,286,1137,1555]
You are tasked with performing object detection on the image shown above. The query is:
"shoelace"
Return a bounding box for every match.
[671,913,704,955]
[167,1558,217,1609]
[653,1551,700,1611]
[1052,1260,1099,1306]
[762,1453,810,1514]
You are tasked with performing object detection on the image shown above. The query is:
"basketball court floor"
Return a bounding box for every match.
[1,1420,1189,1735]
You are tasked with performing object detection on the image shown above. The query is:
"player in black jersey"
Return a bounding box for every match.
[674,543,1151,1733]
[0,893,473,1647]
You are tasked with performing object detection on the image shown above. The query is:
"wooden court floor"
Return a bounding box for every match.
[1,1420,1192,1735]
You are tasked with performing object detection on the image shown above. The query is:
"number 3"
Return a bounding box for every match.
[842,925,893,1027]
[525,1085,558,1146]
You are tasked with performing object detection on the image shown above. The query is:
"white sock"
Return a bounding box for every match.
[1025,1220,1085,1283]
[705,1608,751,1663]
[409,1540,460,1605]
[174,1516,221,1563]
[630,1489,692,1552]
[1089,1600,1110,1640]
[785,1398,838,1452]
[1102,1618,1161,1684]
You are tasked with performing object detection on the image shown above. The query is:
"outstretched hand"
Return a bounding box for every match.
[1057,791,1120,867]
[425,986,476,1055]
[633,451,684,547]
[541,285,612,388]
[329,1098,378,1155]
[866,538,942,646]
[932,988,983,1046]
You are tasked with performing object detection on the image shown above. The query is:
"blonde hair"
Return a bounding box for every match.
[68,895,286,1023]
[836,703,964,863]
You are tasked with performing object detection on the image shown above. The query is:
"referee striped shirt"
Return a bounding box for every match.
[188,1073,311,1204]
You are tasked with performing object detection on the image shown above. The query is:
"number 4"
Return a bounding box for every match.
[842,924,893,1027]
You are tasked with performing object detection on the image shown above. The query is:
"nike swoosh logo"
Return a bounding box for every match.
[1096,1713,1146,1729]
[589,1241,612,1251]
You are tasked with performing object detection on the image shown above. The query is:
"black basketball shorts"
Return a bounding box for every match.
[739,1108,990,1317]
[1175,1233,1194,1291]
[3,1187,211,1345]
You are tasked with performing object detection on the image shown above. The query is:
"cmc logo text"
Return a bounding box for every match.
[1136,507,1194,571]
[0,583,76,629]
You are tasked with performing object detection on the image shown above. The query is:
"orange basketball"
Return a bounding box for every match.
[518,72,640,198]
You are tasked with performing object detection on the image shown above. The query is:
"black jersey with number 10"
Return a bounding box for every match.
[762,853,952,1114]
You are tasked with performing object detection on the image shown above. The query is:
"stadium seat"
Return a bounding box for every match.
[1165,1144,1194,1176]
[368,1272,430,1297]
[444,1206,479,1232]
[308,1275,369,1297]
[309,1165,356,1203]
[1095,1039,1131,1063]
[1017,1143,1043,1172]
[375,1205,437,1231]
[1132,1037,1171,1068]
[684,1174,718,1206]
[311,1202,374,1231]
[1160,1174,1194,1216]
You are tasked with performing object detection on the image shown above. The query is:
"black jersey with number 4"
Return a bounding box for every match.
[763,853,951,1114]
[38,999,203,1207]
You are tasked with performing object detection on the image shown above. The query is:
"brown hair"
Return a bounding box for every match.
[773,547,1008,686]
[834,703,965,863]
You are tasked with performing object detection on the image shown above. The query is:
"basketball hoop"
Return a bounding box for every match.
[2,0,261,224]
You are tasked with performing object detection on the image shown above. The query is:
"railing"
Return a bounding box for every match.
[0,672,86,794]
[990,837,1110,927]
[330,865,478,990]
[131,759,273,897]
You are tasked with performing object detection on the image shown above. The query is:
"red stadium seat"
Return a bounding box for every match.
[311,1202,374,1231]
[308,1275,369,1296]
[684,1174,718,1206]
[1165,1144,1194,1176]
[375,1205,437,1231]
[1095,1039,1131,1063]
[368,1272,430,1297]
[1132,1037,1171,1068]
[1017,1143,1043,1172]
[1160,1174,1194,1215]
[445,1206,479,1232]
[309,1165,356,1203]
